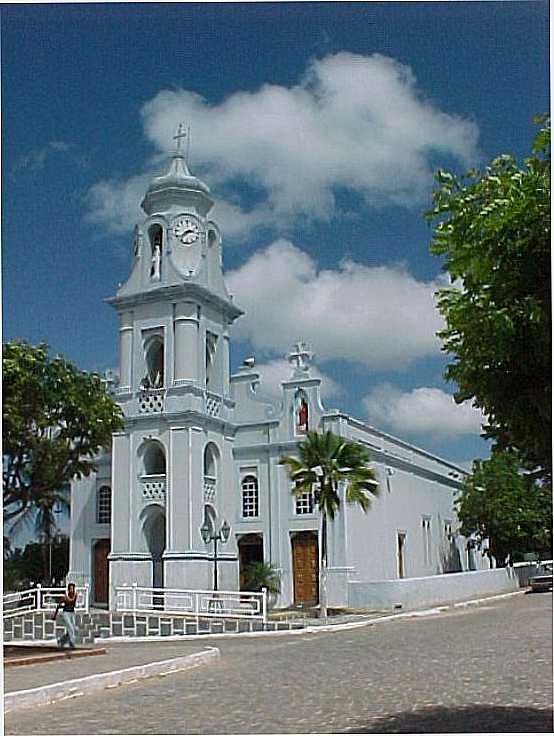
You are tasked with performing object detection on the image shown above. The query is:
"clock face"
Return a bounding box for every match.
[172,216,200,245]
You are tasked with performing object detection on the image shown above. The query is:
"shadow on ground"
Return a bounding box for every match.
[343,704,554,733]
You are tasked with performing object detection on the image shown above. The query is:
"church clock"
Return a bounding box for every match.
[172,215,200,245]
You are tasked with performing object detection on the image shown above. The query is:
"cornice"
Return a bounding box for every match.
[106,282,243,321]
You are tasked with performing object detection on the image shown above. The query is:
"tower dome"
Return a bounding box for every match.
[141,125,214,217]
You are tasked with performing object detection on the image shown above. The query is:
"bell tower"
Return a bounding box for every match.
[107,126,243,598]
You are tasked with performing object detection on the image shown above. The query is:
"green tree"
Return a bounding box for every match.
[456,450,552,567]
[3,341,123,534]
[279,430,379,617]
[427,117,551,479]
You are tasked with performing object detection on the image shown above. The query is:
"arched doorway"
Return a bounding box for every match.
[93,538,110,606]
[238,534,264,590]
[143,506,166,589]
[291,532,319,606]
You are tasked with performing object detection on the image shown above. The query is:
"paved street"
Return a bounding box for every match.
[4,592,552,734]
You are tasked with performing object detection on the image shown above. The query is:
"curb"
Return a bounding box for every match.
[5,648,107,668]
[4,647,220,712]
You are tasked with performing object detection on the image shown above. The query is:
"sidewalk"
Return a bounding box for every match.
[4,640,214,694]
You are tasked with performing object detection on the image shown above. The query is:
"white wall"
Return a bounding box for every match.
[348,562,538,610]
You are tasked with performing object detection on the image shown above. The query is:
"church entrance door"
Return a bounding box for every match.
[238,534,264,590]
[292,532,318,606]
[93,538,110,606]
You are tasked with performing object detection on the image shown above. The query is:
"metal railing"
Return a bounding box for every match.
[3,584,90,619]
[115,584,267,622]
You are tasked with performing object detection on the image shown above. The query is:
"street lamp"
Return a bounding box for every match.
[200,517,231,591]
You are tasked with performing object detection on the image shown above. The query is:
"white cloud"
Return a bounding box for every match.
[86,174,150,233]
[252,358,343,402]
[227,239,443,368]
[87,52,479,237]
[13,141,85,175]
[363,384,485,437]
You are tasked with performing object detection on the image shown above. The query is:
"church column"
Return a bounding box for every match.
[119,312,133,391]
[173,302,198,384]
[166,426,191,552]
[222,327,231,395]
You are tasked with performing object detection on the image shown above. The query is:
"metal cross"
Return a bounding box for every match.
[173,123,188,153]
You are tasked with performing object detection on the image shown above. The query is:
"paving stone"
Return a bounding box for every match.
[5,590,552,736]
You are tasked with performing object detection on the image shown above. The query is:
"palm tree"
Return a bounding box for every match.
[243,561,281,595]
[280,430,379,618]
[8,484,70,584]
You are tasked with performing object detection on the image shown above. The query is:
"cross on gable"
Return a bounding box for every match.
[288,341,313,374]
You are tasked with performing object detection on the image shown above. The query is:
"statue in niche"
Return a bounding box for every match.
[150,243,161,281]
[296,394,309,434]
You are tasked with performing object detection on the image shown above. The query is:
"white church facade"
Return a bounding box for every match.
[68,134,486,610]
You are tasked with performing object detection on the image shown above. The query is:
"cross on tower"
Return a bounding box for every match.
[173,123,188,154]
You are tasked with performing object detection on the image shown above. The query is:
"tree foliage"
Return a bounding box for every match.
[456,450,552,567]
[427,117,551,478]
[4,536,70,590]
[3,341,123,526]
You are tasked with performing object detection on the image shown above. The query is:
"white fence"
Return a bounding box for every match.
[3,585,90,619]
[115,584,267,622]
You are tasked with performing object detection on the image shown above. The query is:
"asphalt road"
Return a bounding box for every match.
[4,591,552,734]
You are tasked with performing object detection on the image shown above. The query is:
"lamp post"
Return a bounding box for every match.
[200,518,231,591]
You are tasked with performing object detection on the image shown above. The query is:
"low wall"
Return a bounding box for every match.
[348,562,541,611]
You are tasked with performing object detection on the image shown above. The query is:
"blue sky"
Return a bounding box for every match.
[2,1,550,477]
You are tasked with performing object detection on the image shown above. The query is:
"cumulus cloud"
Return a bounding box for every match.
[86,174,150,233]
[227,239,443,368]
[252,358,343,402]
[87,52,479,237]
[363,384,485,437]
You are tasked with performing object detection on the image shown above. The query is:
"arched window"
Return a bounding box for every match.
[241,475,259,518]
[148,224,163,281]
[205,331,218,388]
[203,443,218,503]
[294,389,309,434]
[144,337,164,388]
[96,486,111,525]
[143,442,166,476]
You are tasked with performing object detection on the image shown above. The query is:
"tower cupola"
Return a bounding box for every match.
[141,125,214,217]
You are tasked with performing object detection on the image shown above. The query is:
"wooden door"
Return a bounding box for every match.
[292,533,318,605]
[94,539,110,604]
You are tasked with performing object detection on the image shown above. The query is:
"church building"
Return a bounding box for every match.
[68,131,485,610]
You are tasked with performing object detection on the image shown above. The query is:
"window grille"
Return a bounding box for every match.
[295,491,314,515]
[97,486,111,525]
[241,475,259,518]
